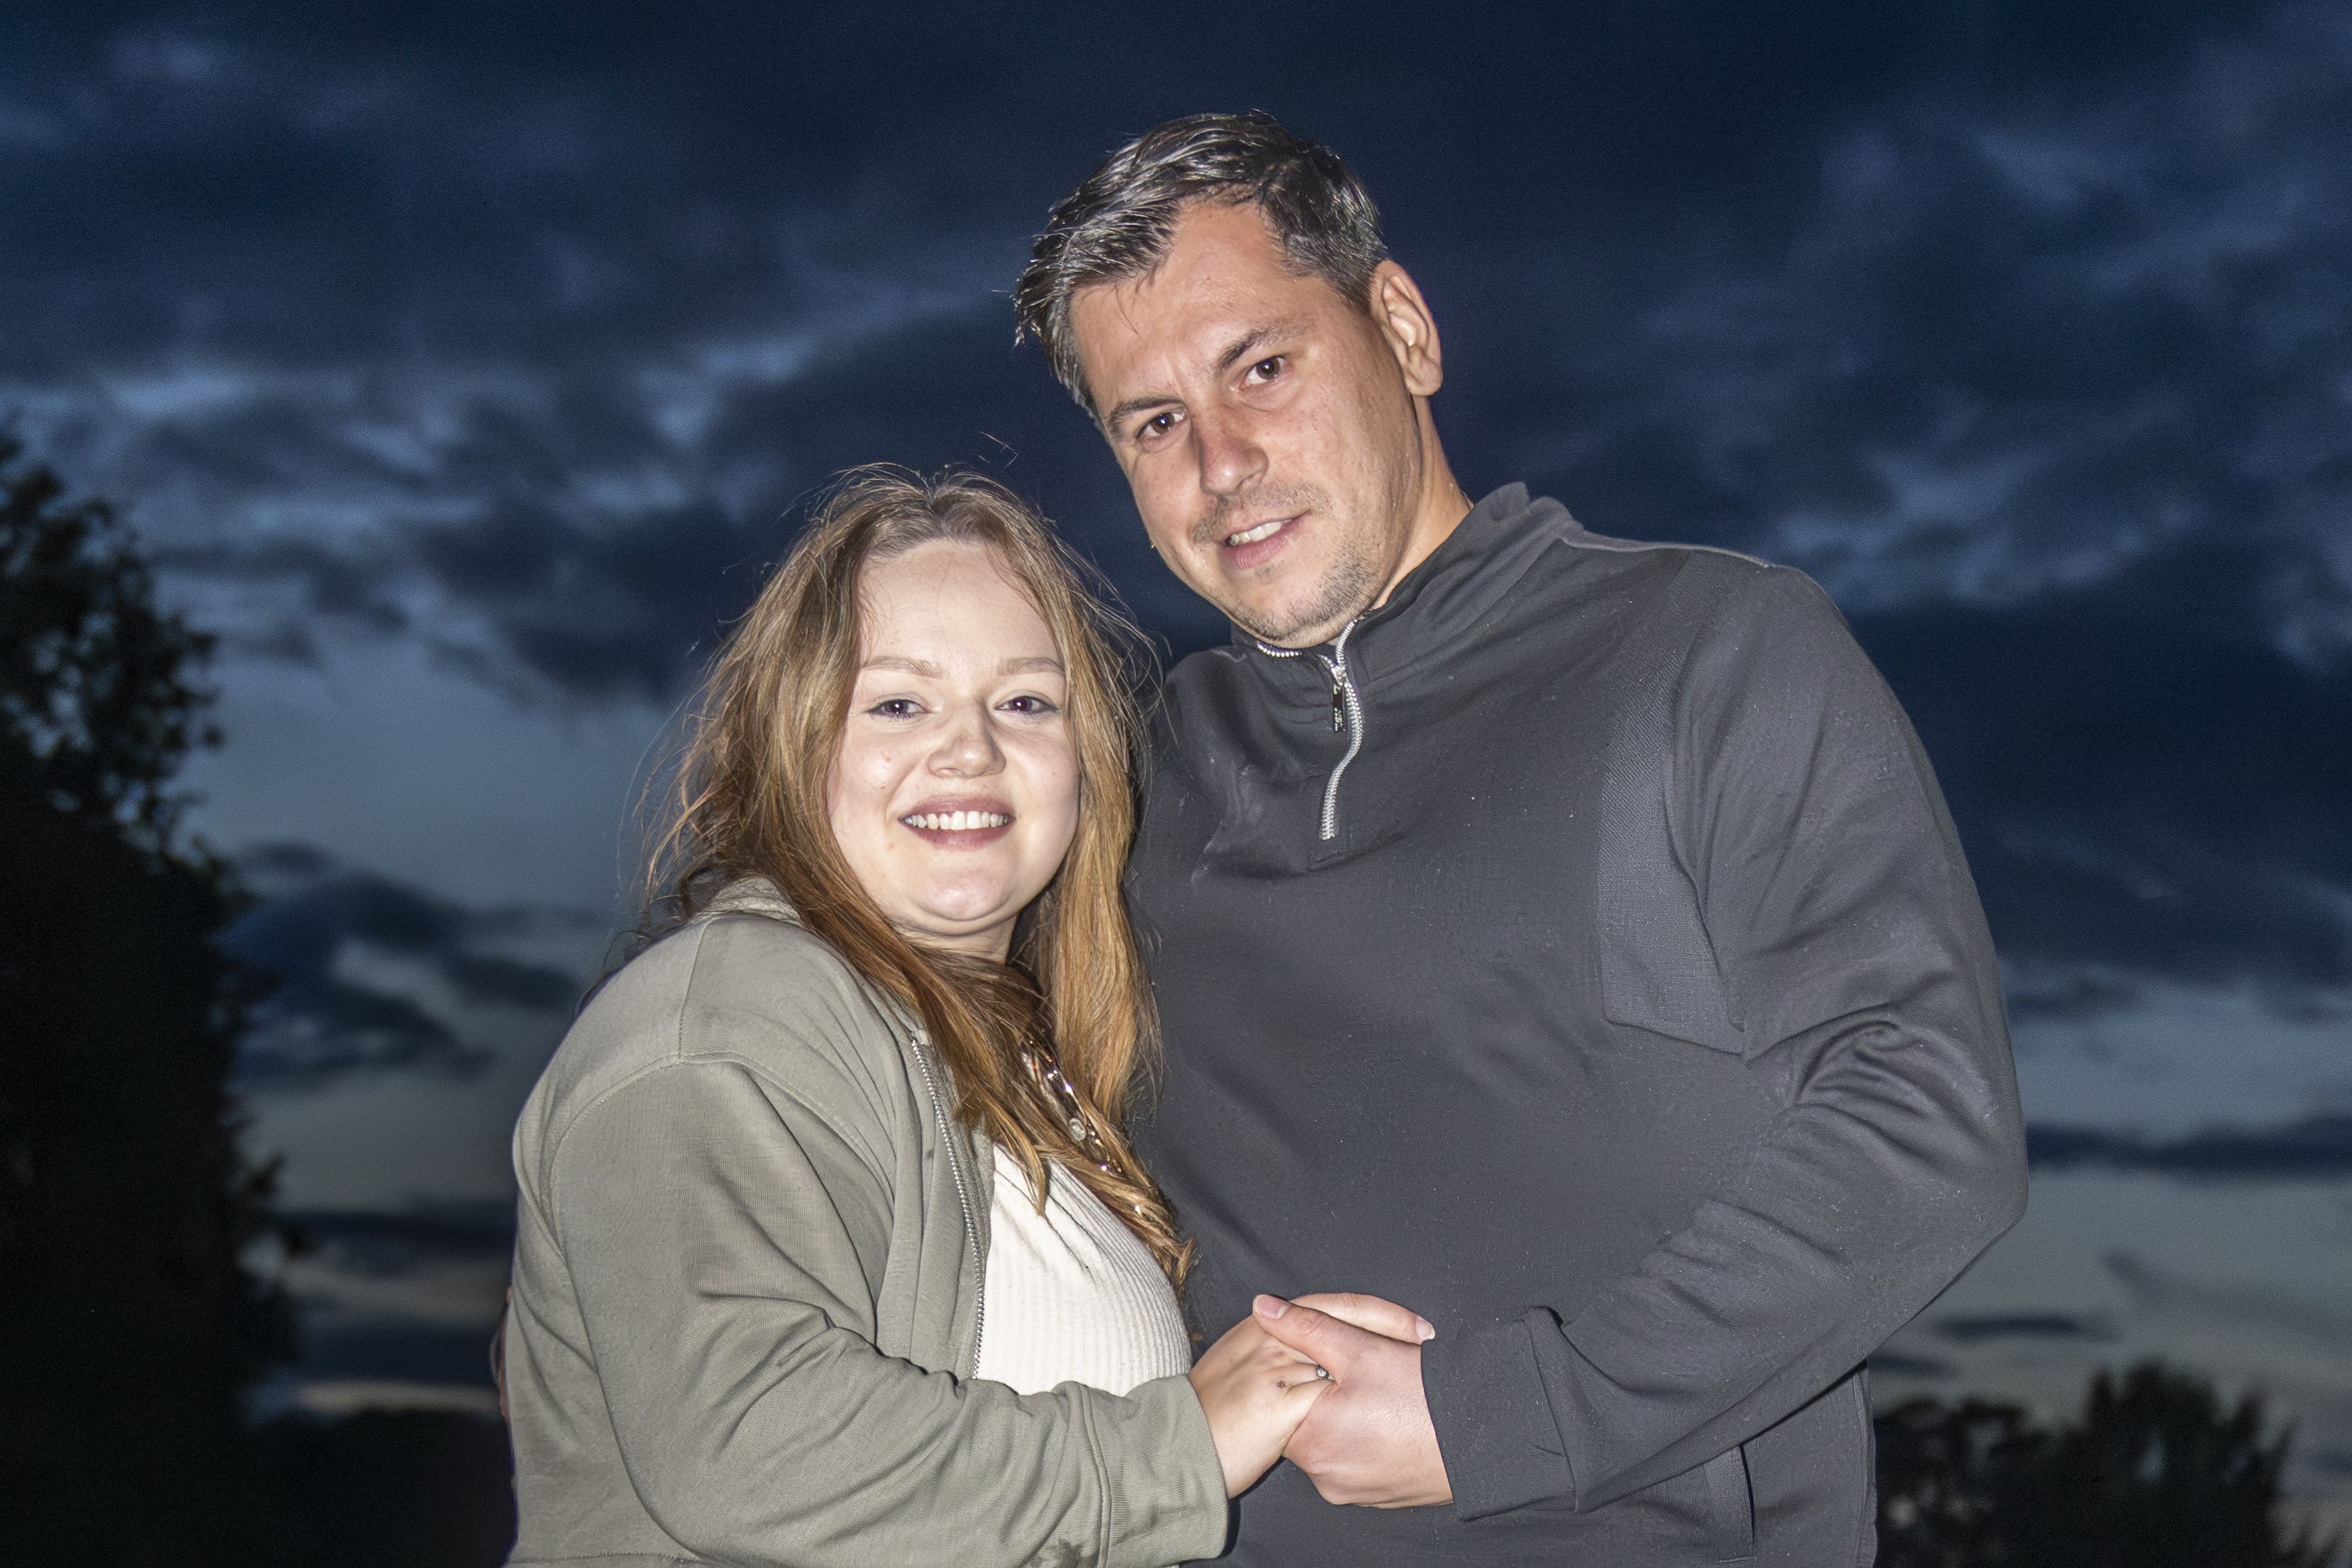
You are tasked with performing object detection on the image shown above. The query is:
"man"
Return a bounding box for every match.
[1014,113,2026,1565]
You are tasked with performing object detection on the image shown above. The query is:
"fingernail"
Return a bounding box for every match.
[1415,1316,1436,1341]
[1254,1294,1289,1319]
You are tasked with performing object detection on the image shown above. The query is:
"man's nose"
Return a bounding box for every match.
[1193,405,1265,497]
[928,703,1005,775]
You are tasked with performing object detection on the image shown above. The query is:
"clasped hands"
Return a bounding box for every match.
[1186,1290,1454,1507]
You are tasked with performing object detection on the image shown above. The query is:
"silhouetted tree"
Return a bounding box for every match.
[1877,1394,2043,1567]
[1878,1360,2344,1568]
[0,435,294,1563]
[257,1410,516,1567]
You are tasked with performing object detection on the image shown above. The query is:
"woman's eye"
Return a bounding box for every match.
[869,699,922,719]
[1000,695,1059,716]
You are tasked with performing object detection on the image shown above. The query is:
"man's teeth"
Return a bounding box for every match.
[903,811,1011,832]
[1227,517,1285,546]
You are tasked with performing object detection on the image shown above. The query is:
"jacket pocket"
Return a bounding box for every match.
[1700,1443,1757,1562]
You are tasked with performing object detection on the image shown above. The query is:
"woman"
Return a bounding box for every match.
[503,469,1334,1566]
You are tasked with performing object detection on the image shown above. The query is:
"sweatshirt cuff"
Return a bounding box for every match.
[1421,1310,1576,1520]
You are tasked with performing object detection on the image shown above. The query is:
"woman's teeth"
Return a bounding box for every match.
[903,811,1011,832]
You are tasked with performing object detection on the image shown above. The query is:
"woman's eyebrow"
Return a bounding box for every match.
[858,655,1062,677]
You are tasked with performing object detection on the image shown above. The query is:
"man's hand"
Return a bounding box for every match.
[1253,1294,1454,1508]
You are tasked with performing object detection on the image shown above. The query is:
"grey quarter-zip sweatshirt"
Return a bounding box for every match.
[1128,484,2027,1566]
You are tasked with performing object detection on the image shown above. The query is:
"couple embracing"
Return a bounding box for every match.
[500,114,2027,1567]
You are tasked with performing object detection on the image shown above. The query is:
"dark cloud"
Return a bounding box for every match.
[1931,1313,2118,1345]
[2102,1250,2352,1345]
[230,982,477,1088]
[158,535,410,634]
[297,1319,499,1388]
[286,1203,515,1279]
[2002,970,2147,1024]
[9,2,2327,681]
[1855,544,2352,1005]
[274,1200,513,1393]
[146,299,1199,698]
[222,844,585,1087]
[2027,1114,2352,1180]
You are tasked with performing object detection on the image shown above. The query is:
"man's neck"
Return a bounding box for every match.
[1370,445,1475,616]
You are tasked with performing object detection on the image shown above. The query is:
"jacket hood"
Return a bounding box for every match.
[702,876,799,925]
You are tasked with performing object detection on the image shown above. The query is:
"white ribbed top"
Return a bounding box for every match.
[974,1144,1192,1396]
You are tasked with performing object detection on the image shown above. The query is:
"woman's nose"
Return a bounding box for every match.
[927,704,1004,775]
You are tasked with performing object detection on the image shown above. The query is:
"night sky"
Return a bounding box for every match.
[6,0,2350,1525]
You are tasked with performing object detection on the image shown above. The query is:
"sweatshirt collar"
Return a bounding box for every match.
[1233,483,1581,704]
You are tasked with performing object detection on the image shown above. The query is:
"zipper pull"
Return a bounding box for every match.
[1331,680,1345,732]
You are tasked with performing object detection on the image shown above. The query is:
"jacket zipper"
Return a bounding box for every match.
[906,1025,984,1365]
[1255,619,1363,841]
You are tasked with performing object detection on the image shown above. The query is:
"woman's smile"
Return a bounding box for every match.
[899,796,1017,843]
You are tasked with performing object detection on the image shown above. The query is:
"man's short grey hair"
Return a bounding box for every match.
[1014,111,1386,413]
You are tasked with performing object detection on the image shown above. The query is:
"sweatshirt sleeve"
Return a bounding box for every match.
[1424,563,2027,1519]
[549,1047,1228,1567]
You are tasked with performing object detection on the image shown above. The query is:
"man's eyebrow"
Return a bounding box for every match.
[1214,318,1305,374]
[1098,318,1310,433]
[1102,390,1177,432]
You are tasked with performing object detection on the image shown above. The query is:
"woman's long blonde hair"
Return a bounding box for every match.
[652,466,1191,1287]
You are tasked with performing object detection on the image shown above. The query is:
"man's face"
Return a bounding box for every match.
[1069,201,1428,648]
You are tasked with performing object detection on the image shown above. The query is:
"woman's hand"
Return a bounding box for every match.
[1188,1308,1334,1497]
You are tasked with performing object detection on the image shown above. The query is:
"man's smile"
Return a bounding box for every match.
[1215,512,1305,571]
[1225,516,1291,546]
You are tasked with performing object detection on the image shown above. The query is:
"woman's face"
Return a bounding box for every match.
[826,539,1080,961]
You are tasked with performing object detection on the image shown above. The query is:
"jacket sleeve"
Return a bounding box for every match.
[549,1044,1228,1567]
[1423,564,2027,1519]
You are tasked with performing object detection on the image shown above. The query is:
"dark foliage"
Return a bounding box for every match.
[0,437,296,1561]
[255,1410,516,1568]
[1878,1361,2345,1568]
[0,435,219,848]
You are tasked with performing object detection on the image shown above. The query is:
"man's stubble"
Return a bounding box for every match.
[1198,479,1405,649]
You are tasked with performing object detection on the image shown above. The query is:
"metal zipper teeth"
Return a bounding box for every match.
[1315,622,1364,842]
[1254,619,1363,842]
[906,1026,983,1365]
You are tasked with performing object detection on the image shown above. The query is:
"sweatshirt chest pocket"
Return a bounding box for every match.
[1596,858,1746,1054]
[1595,731,1748,1055]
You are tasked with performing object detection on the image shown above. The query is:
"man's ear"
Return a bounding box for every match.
[1369,261,1443,398]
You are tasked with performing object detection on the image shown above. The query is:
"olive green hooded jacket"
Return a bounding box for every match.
[503,880,1228,1567]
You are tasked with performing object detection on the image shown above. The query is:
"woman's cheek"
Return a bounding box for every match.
[1044,752,1083,860]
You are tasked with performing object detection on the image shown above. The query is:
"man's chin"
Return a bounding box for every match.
[1218,597,1312,648]
[1226,611,1344,649]
[1221,584,1372,649]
